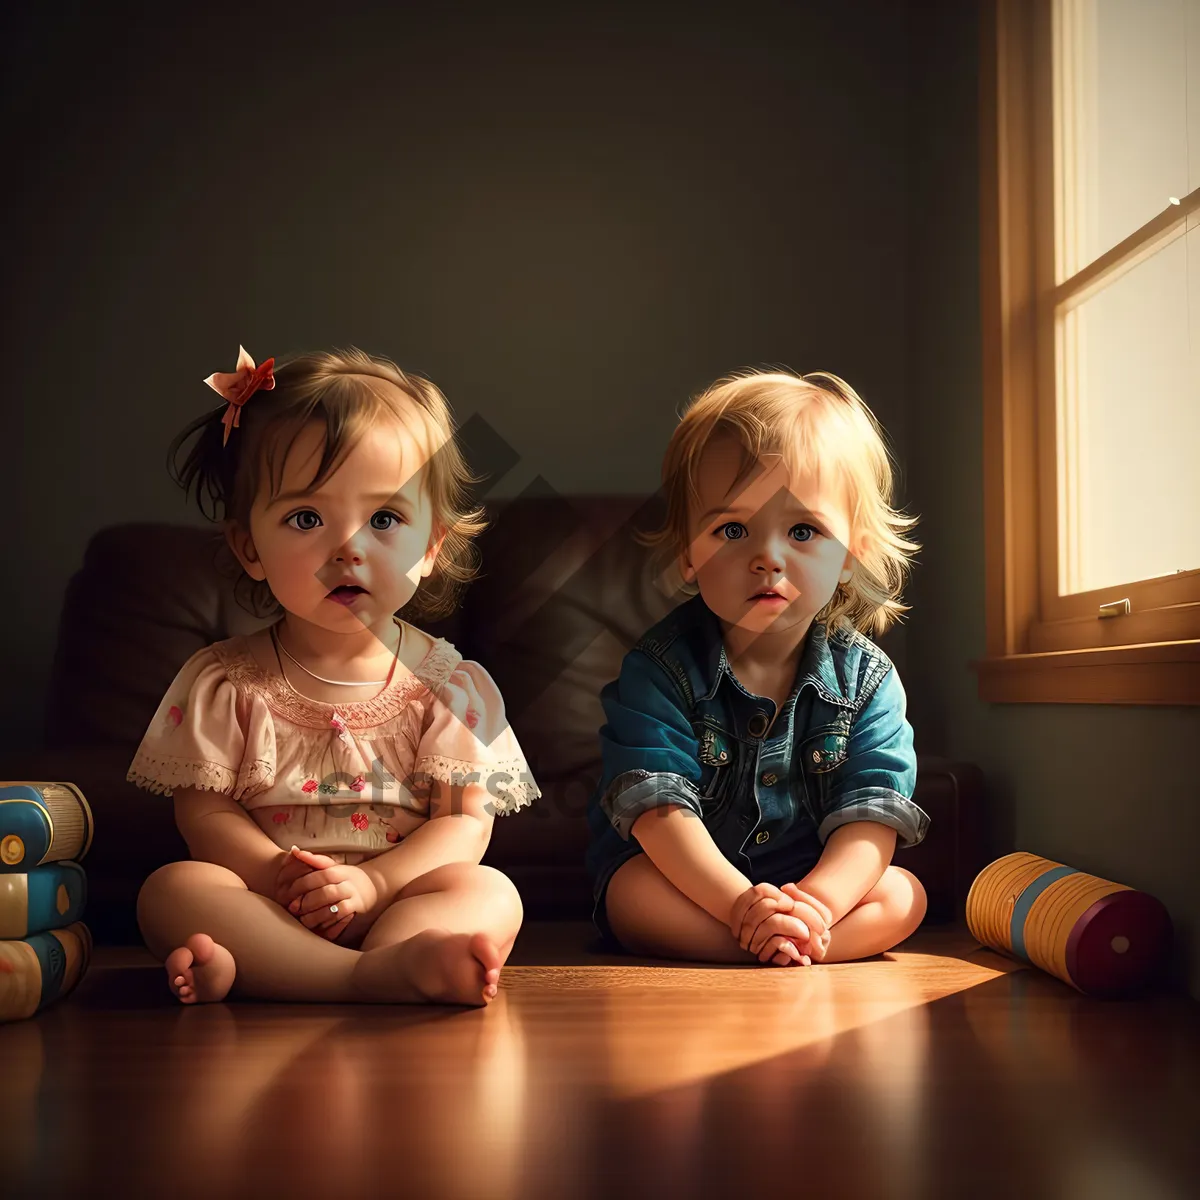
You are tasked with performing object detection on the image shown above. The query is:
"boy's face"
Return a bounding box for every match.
[226,410,442,633]
[681,434,857,641]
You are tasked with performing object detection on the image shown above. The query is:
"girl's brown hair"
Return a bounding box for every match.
[169,347,486,621]
[644,369,921,638]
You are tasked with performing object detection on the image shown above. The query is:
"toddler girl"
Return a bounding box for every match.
[129,346,538,1006]
[586,370,929,967]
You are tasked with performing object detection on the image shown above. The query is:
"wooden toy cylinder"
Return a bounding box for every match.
[965,852,1172,997]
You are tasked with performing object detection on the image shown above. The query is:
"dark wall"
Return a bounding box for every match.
[2,1,913,753]
[904,0,1200,998]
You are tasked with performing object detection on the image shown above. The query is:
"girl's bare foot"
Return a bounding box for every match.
[164,933,237,1004]
[353,929,503,1007]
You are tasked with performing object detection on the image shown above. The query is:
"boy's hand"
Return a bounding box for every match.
[729,882,794,944]
[780,884,835,962]
[730,882,815,964]
[280,847,379,941]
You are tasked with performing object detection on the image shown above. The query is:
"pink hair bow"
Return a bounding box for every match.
[203,345,276,446]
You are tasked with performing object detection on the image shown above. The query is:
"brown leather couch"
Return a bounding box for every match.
[3,495,987,944]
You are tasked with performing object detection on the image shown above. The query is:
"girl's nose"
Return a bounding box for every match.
[333,529,367,563]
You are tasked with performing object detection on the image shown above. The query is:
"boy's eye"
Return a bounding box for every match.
[718,522,747,541]
[790,523,819,542]
[286,510,321,532]
[370,511,405,531]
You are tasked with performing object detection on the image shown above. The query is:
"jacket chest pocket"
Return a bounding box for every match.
[696,725,737,816]
[798,717,851,817]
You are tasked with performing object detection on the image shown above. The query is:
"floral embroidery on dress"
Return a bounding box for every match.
[349,776,366,792]
[350,812,369,831]
[329,712,353,747]
[272,811,290,824]
[465,707,479,730]
[302,779,318,794]
[168,705,184,727]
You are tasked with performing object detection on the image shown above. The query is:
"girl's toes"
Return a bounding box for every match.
[164,947,196,1003]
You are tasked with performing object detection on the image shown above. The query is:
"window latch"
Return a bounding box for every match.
[1098,598,1131,618]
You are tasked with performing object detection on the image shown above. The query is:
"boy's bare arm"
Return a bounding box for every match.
[630,805,752,924]
[173,786,290,898]
[793,821,898,923]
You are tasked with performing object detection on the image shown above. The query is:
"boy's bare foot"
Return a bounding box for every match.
[354,929,503,1007]
[164,933,237,1004]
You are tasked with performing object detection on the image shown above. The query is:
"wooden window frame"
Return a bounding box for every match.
[975,0,1200,705]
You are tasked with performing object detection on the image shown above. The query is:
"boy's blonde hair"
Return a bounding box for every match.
[645,369,920,638]
[169,347,486,621]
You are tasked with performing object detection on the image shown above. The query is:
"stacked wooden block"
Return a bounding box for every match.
[1,782,95,1022]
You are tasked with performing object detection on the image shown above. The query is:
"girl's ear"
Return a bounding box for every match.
[224,519,267,582]
[678,549,697,584]
[418,526,448,579]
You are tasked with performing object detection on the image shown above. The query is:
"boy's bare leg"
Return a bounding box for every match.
[604,853,765,964]
[817,866,927,964]
[138,859,522,1006]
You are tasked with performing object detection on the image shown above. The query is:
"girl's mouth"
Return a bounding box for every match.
[327,585,368,606]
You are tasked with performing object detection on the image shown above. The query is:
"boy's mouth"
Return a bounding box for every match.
[748,587,792,606]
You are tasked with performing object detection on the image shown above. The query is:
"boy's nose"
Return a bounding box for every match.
[751,542,786,574]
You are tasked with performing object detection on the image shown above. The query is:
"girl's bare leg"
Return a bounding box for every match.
[138,859,522,1006]
[818,866,927,964]
[604,853,765,964]
[354,862,524,1005]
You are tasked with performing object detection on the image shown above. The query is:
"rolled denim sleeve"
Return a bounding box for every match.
[816,666,929,849]
[597,650,704,841]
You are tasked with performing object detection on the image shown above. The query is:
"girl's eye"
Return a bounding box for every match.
[370,511,405,531]
[286,510,321,532]
[718,522,747,541]
[790,523,819,543]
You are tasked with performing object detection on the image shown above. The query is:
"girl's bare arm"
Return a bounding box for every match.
[172,786,290,898]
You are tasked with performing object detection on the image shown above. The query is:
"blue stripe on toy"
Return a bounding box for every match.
[27,929,66,1008]
[1010,866,1078,962]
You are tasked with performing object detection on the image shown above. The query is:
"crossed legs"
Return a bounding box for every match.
[604,852,926,965]
[137,858,523,1007]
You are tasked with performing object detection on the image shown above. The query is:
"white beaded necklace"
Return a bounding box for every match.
[271,622,402,687]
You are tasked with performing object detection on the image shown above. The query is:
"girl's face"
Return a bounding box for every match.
[229,414,443,632]
[681,434,857,640]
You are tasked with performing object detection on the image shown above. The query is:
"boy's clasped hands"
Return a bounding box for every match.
[729,881,834,967]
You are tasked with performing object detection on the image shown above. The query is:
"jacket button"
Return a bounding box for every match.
[760,772,777,786]
[747,713,769,738]
[812,750,822,763]
[755,830,770,844]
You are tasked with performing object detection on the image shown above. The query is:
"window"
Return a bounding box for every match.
[976,0,1200,703]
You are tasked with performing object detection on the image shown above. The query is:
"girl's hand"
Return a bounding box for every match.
[281,847,379,941]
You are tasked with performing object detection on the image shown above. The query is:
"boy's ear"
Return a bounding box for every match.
[223,519,267,582]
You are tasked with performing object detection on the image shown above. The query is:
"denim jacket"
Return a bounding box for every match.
[584,594,929,903]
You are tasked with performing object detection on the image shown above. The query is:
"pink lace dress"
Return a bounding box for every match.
[126,621,539,862]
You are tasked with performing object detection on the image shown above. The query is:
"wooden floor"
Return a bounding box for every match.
[2,922,1197,1200]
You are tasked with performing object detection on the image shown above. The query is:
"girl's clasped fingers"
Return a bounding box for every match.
[284,864,346,908]
[290,881,356,928]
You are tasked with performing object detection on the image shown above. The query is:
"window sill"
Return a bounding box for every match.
[972,640,1200,705]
